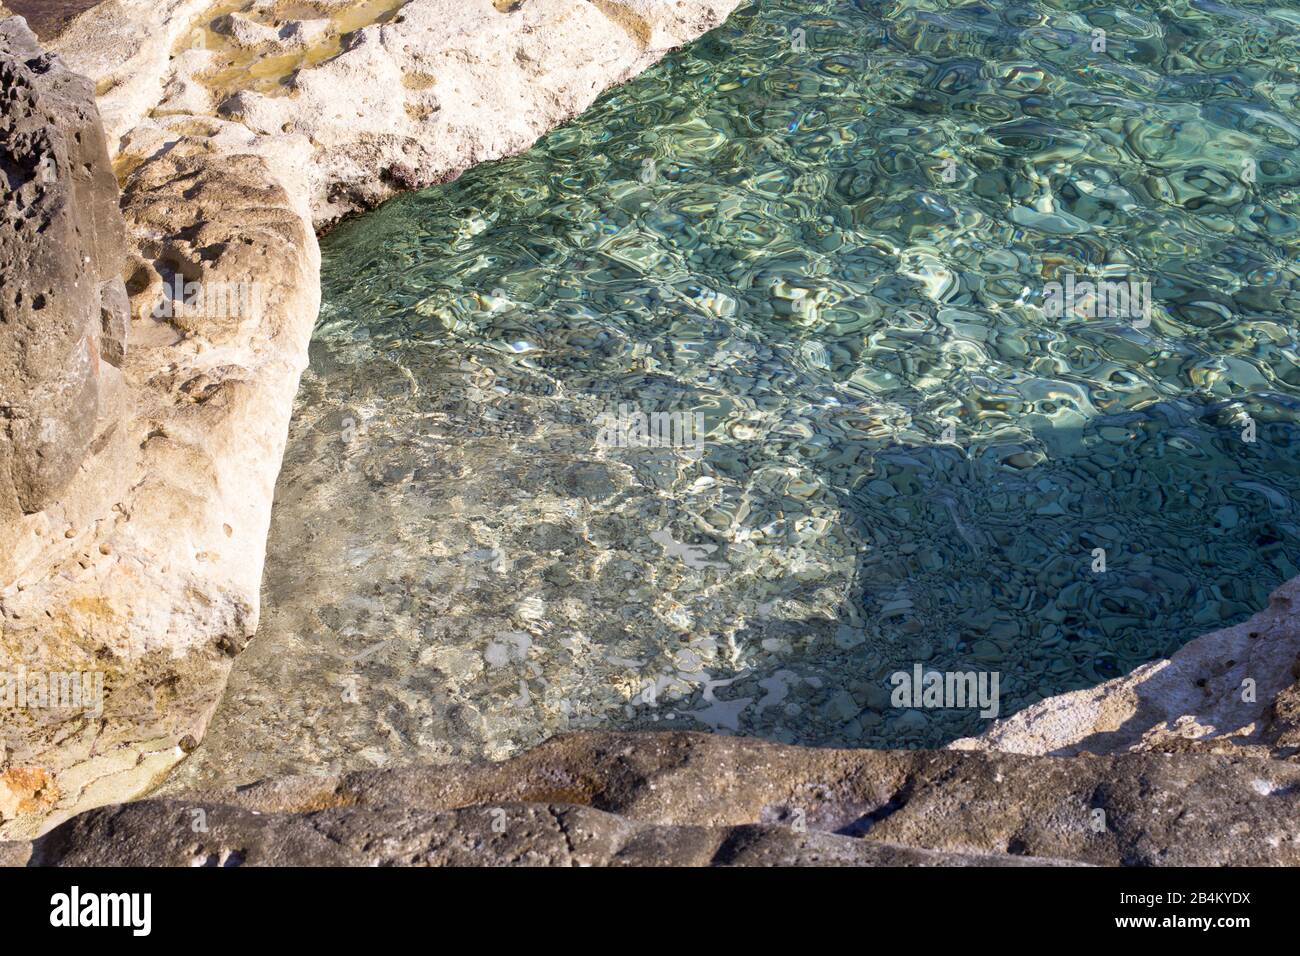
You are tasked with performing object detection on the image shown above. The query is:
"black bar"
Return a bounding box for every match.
[2,865,1290,941]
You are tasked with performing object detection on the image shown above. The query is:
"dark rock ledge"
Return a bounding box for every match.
[5,730,1299,866]
[0,14,128,527]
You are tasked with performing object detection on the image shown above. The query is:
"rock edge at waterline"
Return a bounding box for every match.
[6,731,1299,866]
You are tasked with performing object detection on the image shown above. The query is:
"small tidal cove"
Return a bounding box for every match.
[163,0,1300,791]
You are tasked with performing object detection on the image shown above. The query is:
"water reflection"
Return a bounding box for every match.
[161,0,1300,792]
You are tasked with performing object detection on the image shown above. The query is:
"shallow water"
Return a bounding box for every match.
[164,0,1300,790]
[5,0,102,38]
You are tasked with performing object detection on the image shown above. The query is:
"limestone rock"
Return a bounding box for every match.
[34,0,216,144]
[56,0,746,229]
[0,13,319,841]
[0,837,30,866]
[211,11,280,49]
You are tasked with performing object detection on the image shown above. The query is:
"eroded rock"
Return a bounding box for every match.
[59,0,746,228]
[0,16,128,520]
[19,799,1072,867]
[0,2,101,41]
[952,574,1300,758]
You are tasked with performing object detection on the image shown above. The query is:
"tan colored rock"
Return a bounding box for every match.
[0,837,31,866]
[74,0,741,228]
[0,132,320,839]
[44,1,215,144]
[211,10,279,48]
[0,766,57,820]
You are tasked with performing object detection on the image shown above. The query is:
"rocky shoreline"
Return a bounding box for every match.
[7,730,1300,865]
[0,0,743,840]
[1,0,1298,863]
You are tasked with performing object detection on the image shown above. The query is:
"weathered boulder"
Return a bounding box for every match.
[19,800,1072,867]
[0,16,127,521]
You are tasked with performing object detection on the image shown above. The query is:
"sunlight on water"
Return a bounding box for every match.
[163,0,1300,791]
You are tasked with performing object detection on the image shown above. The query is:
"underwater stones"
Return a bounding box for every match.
[823,690,859,722]
[892,708,930,734]
[833,625,866,650]
[420,645,484,689]
[560,462,618,500]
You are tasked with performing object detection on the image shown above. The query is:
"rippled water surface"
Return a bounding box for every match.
[166,0,1300,790]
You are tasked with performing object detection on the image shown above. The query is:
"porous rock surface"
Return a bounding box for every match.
[0,0,743,840]
[0,3,104,40]
[55,0,744,227]
[18,802,1067,867]
[0,17,128,535]
[8,730,1300,866]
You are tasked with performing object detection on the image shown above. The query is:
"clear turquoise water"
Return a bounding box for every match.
[168,0,1300,788]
